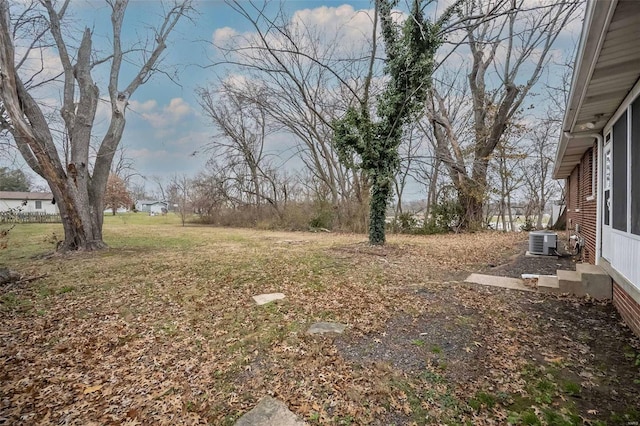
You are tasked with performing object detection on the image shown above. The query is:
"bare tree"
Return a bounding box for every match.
[430,0,581,228]
[198,80,283,215]
[493,133,527,231]
[168,173,191,226]
[213,0,382,228]
[110,144,140,186]
[523,117,560,229]
[0,0,192,251]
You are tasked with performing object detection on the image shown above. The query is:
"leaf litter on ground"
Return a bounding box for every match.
[1,225,639,425]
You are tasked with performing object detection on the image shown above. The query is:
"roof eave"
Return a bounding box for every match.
[553,0,618,179]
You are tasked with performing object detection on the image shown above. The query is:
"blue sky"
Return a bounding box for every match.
[82,0,380,186]
[4,0,582,200]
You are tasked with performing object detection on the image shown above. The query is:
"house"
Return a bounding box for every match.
[554,0,640,336]
[0,191,59,215]
[135,200,168,215]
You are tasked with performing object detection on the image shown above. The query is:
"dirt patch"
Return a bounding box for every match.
[335,281,640,423]
[484,238,578,278]
[336,304,486,384]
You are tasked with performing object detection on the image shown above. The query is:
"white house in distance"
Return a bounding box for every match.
[0,191,59,215]
[554,0,640,336]
[135,200,168,215]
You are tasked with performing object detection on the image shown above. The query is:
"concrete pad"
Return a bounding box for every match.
[307,321,347,335]
[525,251,558,259]
[253,293,286,305]
[537,275,561,294]
[582,276,612,300]
[557,269,580,282]
[557,269,583,295]
[464,273,535,292]
[580,268,612,300]
[576,263,608,276]
[235,396,306,426]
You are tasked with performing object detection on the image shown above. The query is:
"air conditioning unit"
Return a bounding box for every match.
[528,230,557,256]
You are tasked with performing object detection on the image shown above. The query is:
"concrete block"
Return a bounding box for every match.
[464,273,535,292]
[582,273,612,300]
[557,269,583,296]
[307,322,347,335]
[253,293,286,305]
[537,275,561,294]
[235,396,306,426]
[576,263,608,276]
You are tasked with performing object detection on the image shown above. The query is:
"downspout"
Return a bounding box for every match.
[563,132,604,264]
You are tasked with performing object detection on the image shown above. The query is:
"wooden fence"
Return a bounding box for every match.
[0,211,62,224]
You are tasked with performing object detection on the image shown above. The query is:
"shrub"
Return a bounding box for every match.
[422,200,463,234]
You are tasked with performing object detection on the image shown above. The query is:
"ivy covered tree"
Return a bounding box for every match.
[333,0,457,245]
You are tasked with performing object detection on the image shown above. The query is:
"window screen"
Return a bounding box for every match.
[632,98,640,235]
[613,111,628,232]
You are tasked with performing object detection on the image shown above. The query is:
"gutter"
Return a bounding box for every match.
[562,131,603,264]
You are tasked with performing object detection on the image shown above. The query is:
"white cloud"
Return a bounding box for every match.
[139,98,193,129]
[129,99,158,113]
[15,46,63,84]
[213,26,239,46]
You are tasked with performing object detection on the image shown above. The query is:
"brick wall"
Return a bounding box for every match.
[613,282,640,337]
[566,145,597,264]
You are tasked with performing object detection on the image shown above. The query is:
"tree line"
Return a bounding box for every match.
[0,0,582,250]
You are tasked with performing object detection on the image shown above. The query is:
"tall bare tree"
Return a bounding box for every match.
[0,0,192,251]
[523,117,561,229]
[168,173,191,226]
[213,0,381,228]
[430,0,581,228]
[198,79,284,215]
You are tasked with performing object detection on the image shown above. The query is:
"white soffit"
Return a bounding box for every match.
[554,0,640,179]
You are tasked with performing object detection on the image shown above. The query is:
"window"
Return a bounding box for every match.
[35,200,42,209]
[612,111,628,232]
[632,98,640,235]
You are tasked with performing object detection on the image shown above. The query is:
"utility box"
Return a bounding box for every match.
[529,230,557,256]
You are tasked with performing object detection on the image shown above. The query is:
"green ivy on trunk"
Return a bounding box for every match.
[333,0,459,245]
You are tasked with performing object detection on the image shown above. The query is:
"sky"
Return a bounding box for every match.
[3,0,583,199]
[82,0,386,189]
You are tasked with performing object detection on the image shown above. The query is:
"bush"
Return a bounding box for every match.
[421,200,463,234]
[520,218,535,231]
[309,201,334,230]
[388,212,418,234]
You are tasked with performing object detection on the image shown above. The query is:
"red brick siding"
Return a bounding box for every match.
[566,145,597,264]
[613,282,640,337]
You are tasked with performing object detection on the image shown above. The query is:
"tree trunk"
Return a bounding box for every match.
[507,192,514,232]
[0,0,190,253]
[50,182,107,252]
[369,177,391,245]
[426,159,440,218]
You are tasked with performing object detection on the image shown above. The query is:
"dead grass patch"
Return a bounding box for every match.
[1,226,639,424]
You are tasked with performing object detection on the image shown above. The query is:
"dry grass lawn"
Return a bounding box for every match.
[1,216,639,425]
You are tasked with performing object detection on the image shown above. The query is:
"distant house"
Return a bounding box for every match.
[0,191,58,215]
[135,200,168,214]
[553,0,640,336]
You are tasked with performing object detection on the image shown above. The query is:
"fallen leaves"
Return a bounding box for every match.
[83,385,103,394]
[1,226,639,424]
